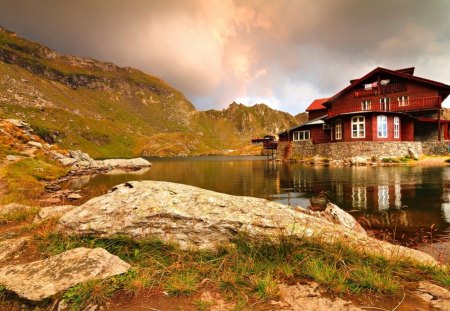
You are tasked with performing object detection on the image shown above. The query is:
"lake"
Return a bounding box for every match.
[65,156,450,248]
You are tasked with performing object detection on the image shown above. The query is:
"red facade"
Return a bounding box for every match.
[279,67,450,144]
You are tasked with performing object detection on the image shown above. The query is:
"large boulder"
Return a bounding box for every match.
[58,181,437,266]
[0,247,130,301]
[99,157,151,169]
[350,157,367,166]
[50,150,151,171]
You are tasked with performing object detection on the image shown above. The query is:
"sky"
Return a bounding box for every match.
[0,0,449,114]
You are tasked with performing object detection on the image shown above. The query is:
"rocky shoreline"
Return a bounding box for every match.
[0,118,449,310]
[0,180,448,310]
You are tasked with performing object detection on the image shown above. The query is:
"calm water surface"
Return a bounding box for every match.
[65,156,450,243]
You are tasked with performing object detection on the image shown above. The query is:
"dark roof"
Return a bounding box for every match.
[336,67,450,107]
[278,115,327,135]
[350,67,416,83]
[306,97,330,111]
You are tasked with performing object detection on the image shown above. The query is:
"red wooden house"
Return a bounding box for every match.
[279,67,450,144]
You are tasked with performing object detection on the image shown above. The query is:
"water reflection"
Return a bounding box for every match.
[64,157,450,238]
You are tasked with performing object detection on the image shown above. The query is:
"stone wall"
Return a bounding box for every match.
[277,140,448,160]
[422,141,449,155]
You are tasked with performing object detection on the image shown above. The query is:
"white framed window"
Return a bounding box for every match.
[335,119,342,140]
[380,97,390,111]
[351,116,365,138]
[394,117,400,138]
[292,130,310,141]
[398,96,409,107]
[377,115,388,138]
[361,100,371,111]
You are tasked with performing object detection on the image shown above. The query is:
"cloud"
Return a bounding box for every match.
[0,0,449,113]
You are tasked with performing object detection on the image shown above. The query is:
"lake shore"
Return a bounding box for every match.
[0,180,449,311]
[0,120,449,311]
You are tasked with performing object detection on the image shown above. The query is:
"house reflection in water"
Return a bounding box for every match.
[275,165,449,236]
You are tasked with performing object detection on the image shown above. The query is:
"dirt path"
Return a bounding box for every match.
[412,156,450,166]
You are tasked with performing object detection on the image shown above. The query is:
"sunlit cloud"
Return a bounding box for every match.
[0,0,449,113]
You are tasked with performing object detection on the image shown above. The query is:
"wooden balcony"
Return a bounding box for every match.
[328,96,441,117]
[354,83,407,98]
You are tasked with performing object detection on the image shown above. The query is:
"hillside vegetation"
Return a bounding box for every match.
[0,27,304,158]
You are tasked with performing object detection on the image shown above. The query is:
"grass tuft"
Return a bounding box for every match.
[251,274,279,299]
[164,271,199,296]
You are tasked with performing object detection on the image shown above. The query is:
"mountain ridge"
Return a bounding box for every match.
[0,26,305,157]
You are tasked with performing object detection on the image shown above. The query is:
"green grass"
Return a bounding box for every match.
[0,207,40,223]
[0,155,69,205]
[164,271,200,296]
[30,233,450,310]
[0,155,68,205]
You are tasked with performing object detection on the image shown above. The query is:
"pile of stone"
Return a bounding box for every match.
[50,149,151,172]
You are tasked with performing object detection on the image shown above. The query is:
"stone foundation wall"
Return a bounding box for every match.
[277,141,449,160]
[422,141,449,155]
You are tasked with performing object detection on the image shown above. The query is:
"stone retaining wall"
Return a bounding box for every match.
[277,141,448,160]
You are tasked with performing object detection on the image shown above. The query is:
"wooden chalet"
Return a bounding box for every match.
[279,67,450,144]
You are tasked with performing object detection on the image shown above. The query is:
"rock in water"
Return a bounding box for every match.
[0,247,130,301]
[58,181,437,266]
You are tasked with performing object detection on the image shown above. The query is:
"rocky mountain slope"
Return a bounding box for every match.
[0,27,304,157]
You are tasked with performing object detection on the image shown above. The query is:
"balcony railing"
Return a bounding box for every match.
[328,96,441,117]
[354,83,407,98]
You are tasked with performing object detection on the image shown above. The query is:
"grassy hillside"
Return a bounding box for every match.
[0,26,302,158]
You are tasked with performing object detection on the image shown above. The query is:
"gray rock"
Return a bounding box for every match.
[415,281,450,310]
[27,141,43,149]
[59,157,77,167]
[5,119,30,128]
[0,247,130,301]
[5,155,20,161]
[51,150,151,171]
[408,147,419,160]
[33,205,77,224]
[350,157,367,166]
[0,237,29,262]
[100,157,151,169]
[67,193,83,200]
[58,181,437,265]
[276,282,361,311]
[323,203,366,235]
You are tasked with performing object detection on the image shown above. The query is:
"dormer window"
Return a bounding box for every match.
[361,100,371,111]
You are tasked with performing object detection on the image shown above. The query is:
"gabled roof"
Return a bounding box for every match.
[306,97,330,111]
[349,67,415,83]
[332,67,450,107]
[278,115,327,135]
